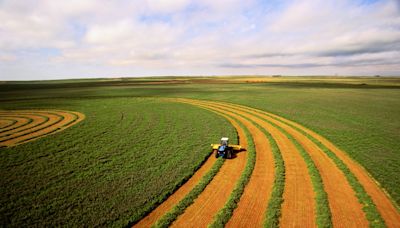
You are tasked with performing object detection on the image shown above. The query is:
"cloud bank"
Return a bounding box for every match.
[0,0,399,80]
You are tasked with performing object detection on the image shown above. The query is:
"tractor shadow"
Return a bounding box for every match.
[230,148,247,159]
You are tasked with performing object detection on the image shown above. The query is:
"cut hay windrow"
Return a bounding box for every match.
[220,101,399,227]
[0,119,17,129]
[133,98,398,227]
[0,115,33,134]
[167,101,248,227]
[0,110,85,147]
[184,100,272,228]
[0,113,49,138]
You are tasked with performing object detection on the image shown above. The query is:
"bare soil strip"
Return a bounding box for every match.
[198,101,316,227]
[170,101,248,228]
[225,102,400,227]
[0,110,84,147]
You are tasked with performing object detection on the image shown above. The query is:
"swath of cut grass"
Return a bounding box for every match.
[152,157,225,228]
[253,109,385,227]
[208,119,255,228]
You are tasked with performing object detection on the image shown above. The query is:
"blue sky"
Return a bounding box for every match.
[0,0,399,80]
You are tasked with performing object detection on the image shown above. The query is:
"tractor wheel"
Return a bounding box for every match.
[227,150,232,159]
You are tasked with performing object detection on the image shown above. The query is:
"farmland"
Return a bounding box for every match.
[0,76,399,227]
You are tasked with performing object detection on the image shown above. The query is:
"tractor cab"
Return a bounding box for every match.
[220,137,229,146]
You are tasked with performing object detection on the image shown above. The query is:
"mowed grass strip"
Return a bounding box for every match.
[16,111,81,145]
[0,119,17,129]
[0,112,64,143]
[249,108,386,227]
[208,119,256,228]
[152,157,225,228]
[0,115,33,134]
[209,110,285,228]
[0,113,49,138]
[210,101,331,227]
[265,120,332,227]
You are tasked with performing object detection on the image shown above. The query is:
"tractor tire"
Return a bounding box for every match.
[227,150,232,159]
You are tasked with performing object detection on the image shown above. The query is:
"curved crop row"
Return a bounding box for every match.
[0,119,17,130]
[223,101,395,227]
[0,110,84,147]
[134,98,400,228]
[0,113,49,138]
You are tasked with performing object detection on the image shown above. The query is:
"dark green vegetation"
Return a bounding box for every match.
[1,76,399,226]
[153,156,224,228]
[0,98,236,227]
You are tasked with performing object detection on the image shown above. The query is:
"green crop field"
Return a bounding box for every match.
[0,76,399,227]
[0,97,236,227]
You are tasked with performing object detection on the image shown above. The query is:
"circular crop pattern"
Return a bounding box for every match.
[0,110,84,148]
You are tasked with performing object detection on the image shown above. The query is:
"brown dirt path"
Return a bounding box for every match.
[170,101,248,228]
[0,110,84,147]
[186,100,275,227]
[227,102,400,227]
[134,155,217,228]
[197,100,316,227]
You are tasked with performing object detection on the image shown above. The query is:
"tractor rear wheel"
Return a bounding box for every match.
[227,150,232,159]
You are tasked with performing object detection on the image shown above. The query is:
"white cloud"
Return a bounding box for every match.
[0,0,399,80]
[146,0,191,13]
